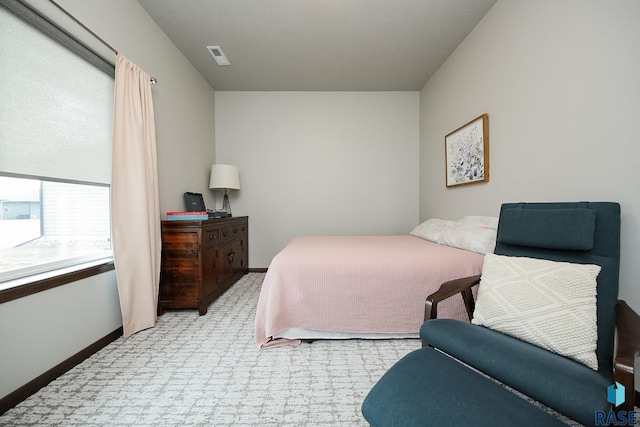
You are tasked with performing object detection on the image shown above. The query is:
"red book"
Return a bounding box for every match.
[167,211,207,215]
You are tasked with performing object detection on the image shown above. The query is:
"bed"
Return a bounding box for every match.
[255,216,497,349]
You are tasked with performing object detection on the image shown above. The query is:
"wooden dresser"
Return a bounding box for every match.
[158,216,248,315]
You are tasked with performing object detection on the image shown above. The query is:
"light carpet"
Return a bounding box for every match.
[0,273,418,426]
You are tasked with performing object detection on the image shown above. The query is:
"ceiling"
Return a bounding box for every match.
[136,0,497,91]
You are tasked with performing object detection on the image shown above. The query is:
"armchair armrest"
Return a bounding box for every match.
[614,300,640,412]
[425,275,481,322]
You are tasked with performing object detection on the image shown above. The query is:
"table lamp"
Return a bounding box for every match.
[209,164,241,216]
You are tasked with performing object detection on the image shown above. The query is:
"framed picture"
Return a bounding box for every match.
[445,114,489,187]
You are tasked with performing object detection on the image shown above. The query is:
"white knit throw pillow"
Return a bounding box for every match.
[472,253,601,370]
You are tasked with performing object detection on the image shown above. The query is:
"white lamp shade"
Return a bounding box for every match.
[209,164,241,191]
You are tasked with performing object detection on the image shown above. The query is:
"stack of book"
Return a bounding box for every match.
[166,211,208,221]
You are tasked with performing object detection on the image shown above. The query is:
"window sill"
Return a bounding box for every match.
[0,258,115,304]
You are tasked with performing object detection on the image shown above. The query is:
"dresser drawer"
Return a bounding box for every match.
[161,231,199,251]
[236,222,248,235]
[203,229,220,248]
[160,265,200,284]
[220,225,235,243]
[158,280,199,300]
[220,222,247,243]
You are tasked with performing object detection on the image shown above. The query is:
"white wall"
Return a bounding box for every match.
[0,271,121,399]
[0,0,216,401]
[215,92,420,267]
[419,0,640,312]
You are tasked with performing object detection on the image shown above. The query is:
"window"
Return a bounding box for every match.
[0,1,115,287]
[0,175,111,283]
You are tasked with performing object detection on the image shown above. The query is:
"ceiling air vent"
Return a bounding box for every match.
[206,46,230,66]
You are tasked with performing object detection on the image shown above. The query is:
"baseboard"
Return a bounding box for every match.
[0,326,123,415]
[248,268,268,273]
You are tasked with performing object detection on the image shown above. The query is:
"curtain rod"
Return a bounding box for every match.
[48,0,157,84]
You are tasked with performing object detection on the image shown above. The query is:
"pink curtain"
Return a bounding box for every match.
[112,54,161,339]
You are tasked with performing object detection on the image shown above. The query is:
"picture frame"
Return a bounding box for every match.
[445,113,489,187]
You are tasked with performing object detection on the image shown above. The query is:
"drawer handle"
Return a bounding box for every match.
[223,231,229,237]
[227,252,235,264]
[208,234,214,240]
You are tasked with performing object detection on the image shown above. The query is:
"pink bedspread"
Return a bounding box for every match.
[255,236,484,349]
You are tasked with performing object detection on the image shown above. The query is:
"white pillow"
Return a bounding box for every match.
[410,218,455,243]
[438,222,497,254]
[458,215,499,229]
[472,253,601,370]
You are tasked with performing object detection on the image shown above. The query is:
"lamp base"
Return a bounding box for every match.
[221,193,232,217]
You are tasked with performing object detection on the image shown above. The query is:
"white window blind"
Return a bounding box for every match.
[0,4,114,184]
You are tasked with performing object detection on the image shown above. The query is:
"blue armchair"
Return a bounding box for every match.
[363,202,640,426]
